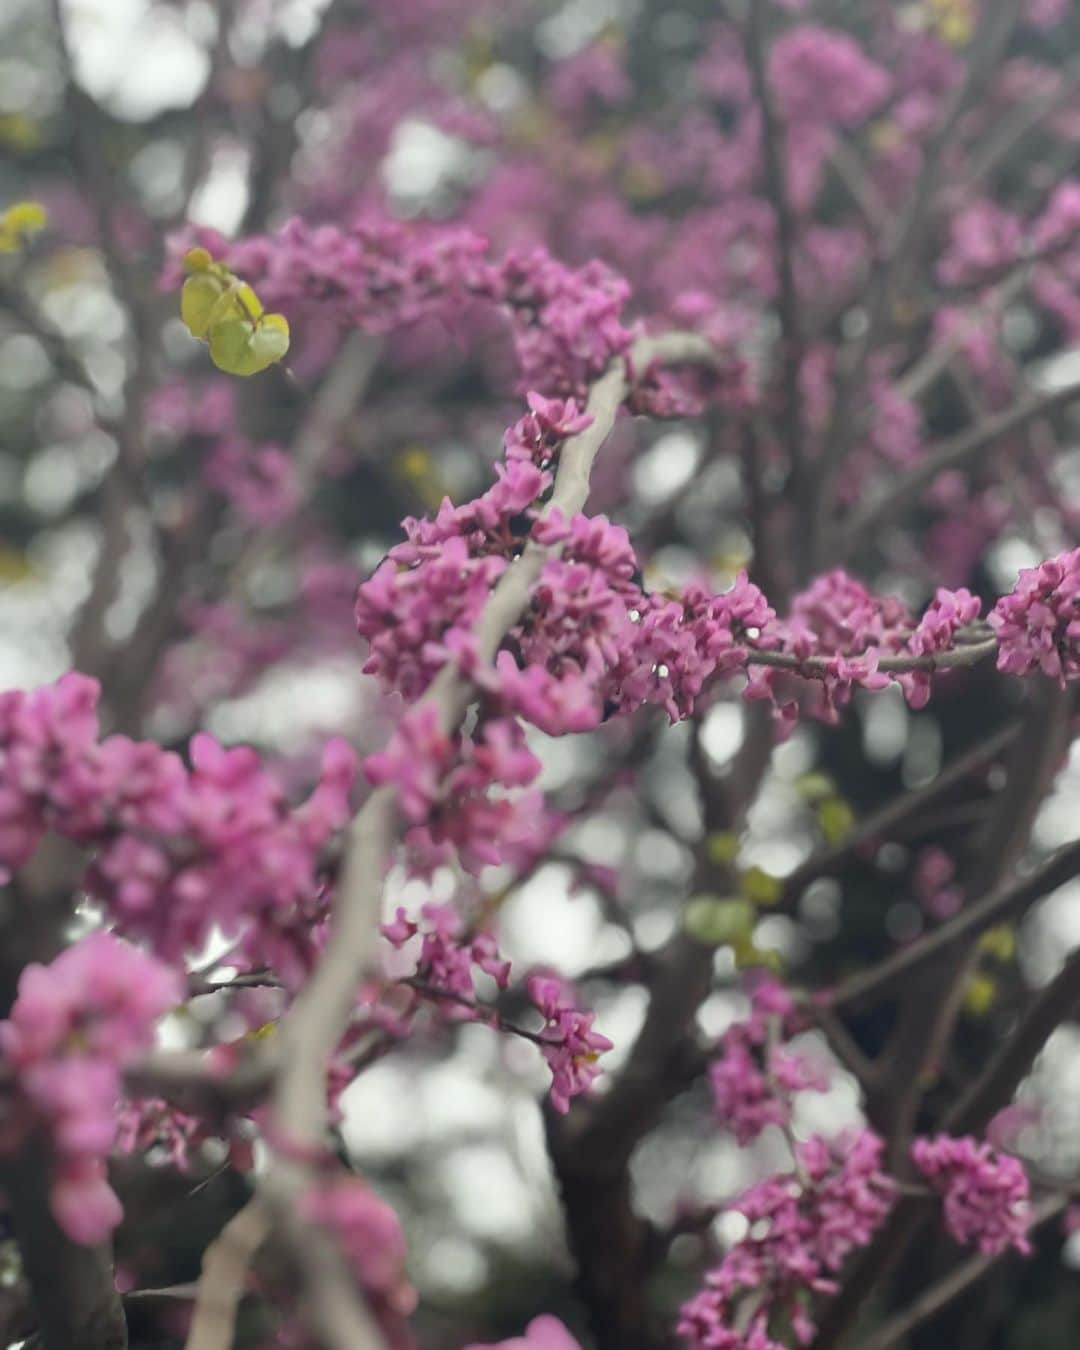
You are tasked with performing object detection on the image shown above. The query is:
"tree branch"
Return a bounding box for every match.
[839,377,1080,552]
[943,944,1080,1135]
[829,834,1080,1010]
[2,1145,127,1350]
[742,2,809,575]
[184,1199,269,1350]
[257,332,723,1346]
[849,1196,1066,1350]
[812,1,1020,563]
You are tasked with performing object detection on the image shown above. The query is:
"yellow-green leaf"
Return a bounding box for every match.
[705,831,740,866]
[234,280,263,322]
[181,270,229,338]
[208,312,289,376]
[182,246,216,274]
[684,895,755,948]
[964,972,997,1017]
[740,866,782,906]
[0,200,47,253]
[732,936,784,973]
[817,796,856,846]
[795,772,835,805]
[978,924,1016,964]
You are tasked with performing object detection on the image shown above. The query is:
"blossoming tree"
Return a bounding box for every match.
[2,0,1080,1347]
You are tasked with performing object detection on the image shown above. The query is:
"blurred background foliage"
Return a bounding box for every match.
[2,1,1080,1346]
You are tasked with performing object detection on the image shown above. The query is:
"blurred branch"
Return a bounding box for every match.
[849,1196,1066,1350]
[258,333,724,1349]
[741,2,809,576]
[880,683,1070,1161]
[829,832,1080,1010]
[777,720,1019,912]
[943,943,1080,1134]
[838,376,1080,553]
[2,1144,127,1350]
[184,1199,269,1350]
[960,57,1080,192]
[813,2,1020,565]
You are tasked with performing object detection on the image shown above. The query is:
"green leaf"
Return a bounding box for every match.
[795,772,835,804]
[0,200,47,253]
[705,831,740,866]
[181,271,229,338]
[740,866,782,906]
[684,895,755,948]
[817,796,855,846]
[208,312,290,376]
[732,937,783,973]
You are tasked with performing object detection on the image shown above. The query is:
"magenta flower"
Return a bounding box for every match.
[911,1135,1032,1256]
[989,548,1080,684]
[466,1315,582,1350]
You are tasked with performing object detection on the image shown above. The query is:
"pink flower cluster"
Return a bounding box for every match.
[0,672,357,967]
[938,201,1024,289]
[911,1135,1032,1256]
[168,218,638,399]
[205,439,301,527]
[745,574,982,725]
[526,974,614,1114]
[768,26,891,130]
[365,707,550,875]
[380,911,611,1113]
[678,1131,896,1349]
[0,933,180,1244]
[708,980,827,1146]
[466,1316,581,1350]
[301,1176,417,1328]
[382,902,511,1010]
[989,548,1080,684]
[115,1096,207,1172]
[913,846,964,921]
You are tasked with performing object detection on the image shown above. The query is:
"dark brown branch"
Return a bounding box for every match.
[742,3,809,575]
[777,720,1018,912]
[839,377,1080,551]
[944,944,1080,1135]
[849,1196,1066,1350]
[876,682,1070,1159]
[829,834,1080,1010]
[812,1,1020,563]
[2,1145,127,1350]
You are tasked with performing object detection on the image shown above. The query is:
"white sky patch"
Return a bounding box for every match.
[62,0,209,120]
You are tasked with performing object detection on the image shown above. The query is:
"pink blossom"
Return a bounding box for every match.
[0,674,357,964]
[938,202,1024,288]
[302,1177,416,1318]
[0,934,180,1244]
[526,973,613,1113]
[989,548,1080,683]
[708,980,826,1146]
[466,1315,582,1350]
[679,1131,895,1349]
[769,26,891,129]
[205,439,301,526]
[912,1135,1032,1256]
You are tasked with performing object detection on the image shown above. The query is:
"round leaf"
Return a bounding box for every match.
[684,895,755,948]
[181,271,229,338]
[208,312,289,376]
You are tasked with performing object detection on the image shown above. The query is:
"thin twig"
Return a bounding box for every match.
[742,2,809,574]
[839,375,1080,551]
[829,835,1080,1011]
[812,3,1020,563]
